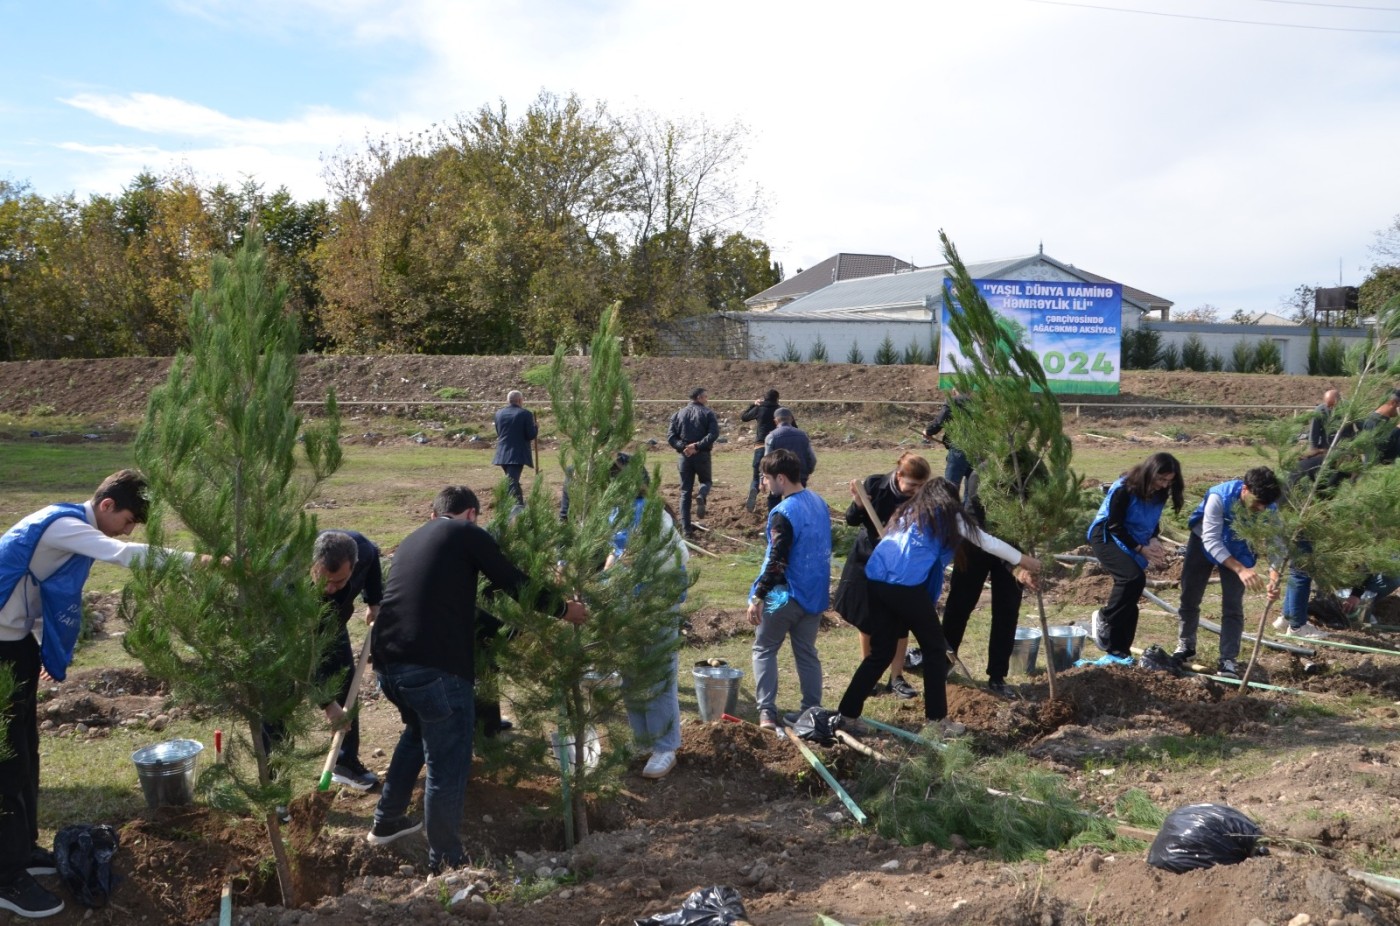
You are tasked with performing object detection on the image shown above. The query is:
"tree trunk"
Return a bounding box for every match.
[1034,586,1058,702]
[250,719,296,907]
[1238,561,1288,695]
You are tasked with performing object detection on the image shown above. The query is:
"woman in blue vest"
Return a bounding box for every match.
[1172,467,1282,679]
[836,477,1033,734]
[1087,452,1184,659]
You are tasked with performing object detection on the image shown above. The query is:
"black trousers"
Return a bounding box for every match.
[263,622,362,765]
[838,580,949,722]
[499,464,525,505]
[677,453,712,530]
[942,544,1023,682]
[1089,537,1146,655]
[0,635,41,880]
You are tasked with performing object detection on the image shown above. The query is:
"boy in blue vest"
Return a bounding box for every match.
[747,450,832,731]
[1171,467,1283,679]
[0,470,196,918]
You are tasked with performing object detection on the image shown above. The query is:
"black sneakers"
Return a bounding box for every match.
[696,497,707,519]
[986,678,1013,698]
[889,676,919,699]
[332,759,380,792]
[1216,658,1241,680]
[1169,648,1195,669]
[25,847,57,877]
[366,814,423,846]
[0,872,63,919]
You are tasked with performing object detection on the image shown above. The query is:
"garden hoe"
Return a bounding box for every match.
[318,628,374,791]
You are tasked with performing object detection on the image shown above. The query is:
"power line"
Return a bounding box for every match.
[1023,0,1400,32]
[1249,0,1400,12]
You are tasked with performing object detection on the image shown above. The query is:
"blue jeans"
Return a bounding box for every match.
[624,616,681,754]
[751,595,823,717]
[373,664,475,870]
[1283,539,1313,630]
[944,447,972,499]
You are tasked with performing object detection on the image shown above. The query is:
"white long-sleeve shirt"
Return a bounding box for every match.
[0,501,180,642]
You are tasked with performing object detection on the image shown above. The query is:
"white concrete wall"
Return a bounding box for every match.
[1143,322,1372,375]
[744,317,938,362]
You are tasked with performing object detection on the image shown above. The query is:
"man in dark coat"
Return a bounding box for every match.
[367,486,586,874]
[493,390,537,504]
[311,530,383,791]
[740,389,786,512]
[667,386,720,536]
[763,408,816,511]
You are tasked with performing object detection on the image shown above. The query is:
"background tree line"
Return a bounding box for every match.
[0,91,781,361]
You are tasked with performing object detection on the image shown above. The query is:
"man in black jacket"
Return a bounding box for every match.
[667,387,720,535]
[763,408,817,511]
[739,389,784,512]
[312,530,383,791]
[366,486,586,874]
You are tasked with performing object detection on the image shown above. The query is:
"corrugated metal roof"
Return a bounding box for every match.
[744,253,914,305]
[771,253,1150,319]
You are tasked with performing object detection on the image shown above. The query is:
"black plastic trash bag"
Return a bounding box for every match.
[792,706,841,747]
[1147,803,1267,873]
[54,823,120,908]
[1138,644,1181,676]
[634,885,748,925]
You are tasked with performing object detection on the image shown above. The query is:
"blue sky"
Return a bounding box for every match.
[4,0,1400,316]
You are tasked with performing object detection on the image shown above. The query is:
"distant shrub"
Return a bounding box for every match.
[1181,334,1209,372]
[902,341,927,365]
[874,334,899,365]
[522,364,552,386]
[1159,344,1181,371]
[781,339,802,362]
[1208,351,1225,372]
[1229,340,1256,373]
[1319,337,1347,376]
[846,343,865,364]
[808,336,828,363]
[1253,339,1283,374]
[436,387,469,400]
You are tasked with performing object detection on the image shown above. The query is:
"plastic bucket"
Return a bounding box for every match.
[1046,625,1089,671]
[692,666,742,722]
[131,738,203,810]
[1009,627,1042,676]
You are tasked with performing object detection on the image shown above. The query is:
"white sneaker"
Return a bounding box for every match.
[1090,610,1105,651]
[641,750,676,779]
[1285,623,1329,640]
[1272,615,1289,632]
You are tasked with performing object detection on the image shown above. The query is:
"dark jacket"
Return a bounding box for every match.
[493,404,538,467]
[322,530,383,626]
[764,424,817,481]
[925,395,970,449]
[372,518,563,681]
[740,401,793,446]
[668,402,720,454]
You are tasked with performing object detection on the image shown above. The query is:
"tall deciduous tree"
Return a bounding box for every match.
[488,305,688,843]
[123,228,342,905]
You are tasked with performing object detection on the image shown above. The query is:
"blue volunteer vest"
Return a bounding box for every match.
[752,489,831,615]
[865,513,958,604]
[0,503,94,681]
[1188,480,1265,568]
[1087,477,1167,569]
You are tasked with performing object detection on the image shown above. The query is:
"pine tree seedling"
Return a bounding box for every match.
[122,228,342,905]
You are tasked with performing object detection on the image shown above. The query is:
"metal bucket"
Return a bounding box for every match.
[692,666,742,722]
[551,725,603,772]
[132,738,203,810]
[1009,627,1042,676]
[1046,625,1089,671]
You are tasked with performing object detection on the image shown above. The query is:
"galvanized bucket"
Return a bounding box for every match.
[692,665,742,722]
[1009,626,1042,676]
[132,738,203,810]
[1045,625,1089,671]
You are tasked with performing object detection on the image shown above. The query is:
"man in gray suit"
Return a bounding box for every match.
[493,390,537,504]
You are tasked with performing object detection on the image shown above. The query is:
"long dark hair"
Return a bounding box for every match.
[1123,452,1185,513]
[890,476,966,551]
